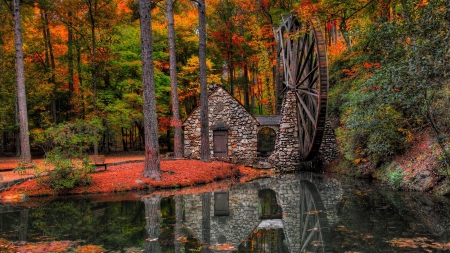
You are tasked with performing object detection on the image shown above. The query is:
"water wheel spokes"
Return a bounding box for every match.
[275,15,328,161]
[299,180,331,253]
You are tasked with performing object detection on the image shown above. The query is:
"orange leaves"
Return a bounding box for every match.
[294,1,319,21]
[364,62,381,69]
[389,237,450,251]
[0,158,269,198]
[0,240,106,253]
[416,0,428,8]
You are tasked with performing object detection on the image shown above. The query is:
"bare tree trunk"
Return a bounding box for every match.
[339,18,352,52]
[198,0,210,162]
[13,0,31,163]
[140,0,161,180]
[67,11,74,118]
[76,43,85,118]
[86,0,99,155]
[143,195,161,253]
[42,10,57,124]
[166,0,183,159]
[243,63,250,109]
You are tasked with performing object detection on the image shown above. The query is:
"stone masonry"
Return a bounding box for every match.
[268,91,301,171]
[317,120,340,165]
[182,173,341,252]
[183,87,259,161]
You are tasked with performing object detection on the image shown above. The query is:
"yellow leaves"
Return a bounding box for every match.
[355,189,367,196]
[397,128,413,143]
[354,158,367,165]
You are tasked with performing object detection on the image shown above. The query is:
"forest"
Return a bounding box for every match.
[1,0,449,183]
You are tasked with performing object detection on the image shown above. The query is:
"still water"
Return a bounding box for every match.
[1,172,450,252]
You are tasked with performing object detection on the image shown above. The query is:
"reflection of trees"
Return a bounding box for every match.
[19,209,28,241]
[175,195,182,253]
[202,193,211,253]
[21,200,146,250]
[259,189,282,219]
[238,228,288,253]
[144,195,161,253]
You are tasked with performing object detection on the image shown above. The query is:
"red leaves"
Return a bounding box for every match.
[364,62,380,69]
[0,158,270,198]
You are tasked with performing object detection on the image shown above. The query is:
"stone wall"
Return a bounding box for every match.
[316,120,339,165]
[182,173,341,252]
[268,91,301,171]
[183,87,259,160]
[183,183,261,250]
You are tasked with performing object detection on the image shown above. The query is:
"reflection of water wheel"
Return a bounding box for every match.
[274,15,328,161]
[299,180,332,252]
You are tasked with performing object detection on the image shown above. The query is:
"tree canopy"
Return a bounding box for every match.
[0,0,449,177]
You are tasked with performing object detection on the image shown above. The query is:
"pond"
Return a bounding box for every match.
[1,172,450,252]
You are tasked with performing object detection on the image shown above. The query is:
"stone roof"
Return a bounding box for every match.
[254,115,281,126]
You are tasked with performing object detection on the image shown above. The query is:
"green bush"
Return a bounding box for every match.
[42,149,95,191]
[31,119,103,191]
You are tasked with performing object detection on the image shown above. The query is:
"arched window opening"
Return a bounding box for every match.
[257,127,276,157]
[258,189,282,219]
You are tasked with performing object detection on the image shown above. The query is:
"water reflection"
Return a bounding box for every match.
[1,173,450,252]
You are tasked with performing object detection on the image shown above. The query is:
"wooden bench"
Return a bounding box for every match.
[89,155,107,170]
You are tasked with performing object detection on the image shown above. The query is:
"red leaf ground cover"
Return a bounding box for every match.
[0,159,272,199]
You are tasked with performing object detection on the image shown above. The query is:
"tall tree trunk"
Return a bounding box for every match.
[0,37,4,154]
[13,0,31,163]
[143,195,161,253]
[166,0,183,159]
[243,63,250,109]
[339,18,352,52]
[76,43,85,117]
[198,0,210,162]
[121,127,128,151]
[43,10,57,124]
[139,0,161,180]
[67,11,74,118]
[86,0,99,155]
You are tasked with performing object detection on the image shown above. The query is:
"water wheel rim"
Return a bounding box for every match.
[277,16,328,161]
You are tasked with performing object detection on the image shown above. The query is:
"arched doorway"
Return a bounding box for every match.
[258,189,282,219]
[257,127,276,157]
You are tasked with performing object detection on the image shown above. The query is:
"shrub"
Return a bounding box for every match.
[42,149,95,191]
[31,119,103,191]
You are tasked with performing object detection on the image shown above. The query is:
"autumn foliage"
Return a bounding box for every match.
[0,159,271,198]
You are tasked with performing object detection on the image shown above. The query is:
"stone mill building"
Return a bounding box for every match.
[182,86,338,170]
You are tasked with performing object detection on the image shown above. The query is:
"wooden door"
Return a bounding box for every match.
[213,130,228,157]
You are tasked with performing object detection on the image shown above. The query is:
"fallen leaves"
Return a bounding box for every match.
[388,237,450,251]
[0,159,270,198]
[0,240,106,253]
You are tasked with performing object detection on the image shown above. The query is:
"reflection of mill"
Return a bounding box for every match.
[143,173,341,253]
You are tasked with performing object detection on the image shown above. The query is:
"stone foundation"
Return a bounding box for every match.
[268,91,301,171]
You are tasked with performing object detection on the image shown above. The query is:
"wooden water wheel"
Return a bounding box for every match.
[274,15,328,161]
[299,180,332,252]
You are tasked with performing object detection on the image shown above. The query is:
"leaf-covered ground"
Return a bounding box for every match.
[0,156,272,199]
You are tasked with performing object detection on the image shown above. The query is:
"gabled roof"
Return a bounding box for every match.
[183,86,260,125]
[254,115,281,126]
